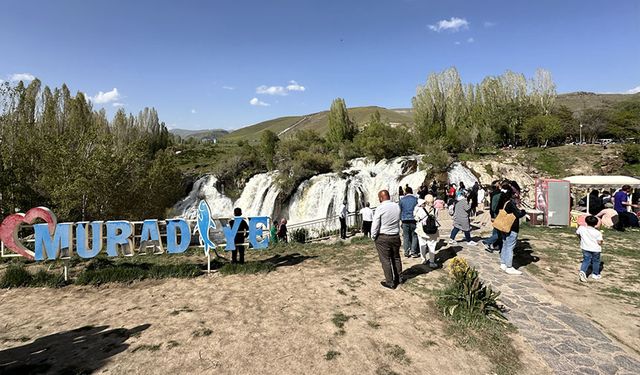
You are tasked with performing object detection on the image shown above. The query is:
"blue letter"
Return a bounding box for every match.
[248,217,269,249]
[139,219,163,254]
[166,219,190,254]
[105,221,134,257]
[34,223,73,261]
[76,221,103,258]
[222,219,241,251]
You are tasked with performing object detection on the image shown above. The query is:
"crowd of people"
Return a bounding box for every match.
[576,185,640,230]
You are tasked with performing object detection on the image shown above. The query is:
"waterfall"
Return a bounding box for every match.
[173,155,427,225]
[172,175,234,220]
[447,162,478,189]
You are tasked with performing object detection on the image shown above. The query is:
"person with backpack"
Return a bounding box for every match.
[414,194,439,268]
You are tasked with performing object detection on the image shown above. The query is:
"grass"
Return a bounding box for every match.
[0,264,67,288]
[75,261,201,285]
[218,261,275,275]
[375,365,400,375]
[367,321,381,329]
[383,344,411,365]
[324,350,341,360]
[332,311,352,335]
[166,340,180,349]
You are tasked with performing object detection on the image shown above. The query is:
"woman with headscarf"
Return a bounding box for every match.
[277,218,288,243]
[414,194,440,268]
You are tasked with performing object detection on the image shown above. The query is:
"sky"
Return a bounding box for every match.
[1,0,639,130]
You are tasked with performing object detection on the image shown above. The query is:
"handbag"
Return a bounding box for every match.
[492,201,516,233]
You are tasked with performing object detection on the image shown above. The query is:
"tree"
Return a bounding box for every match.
[521,115,564,147]
[326,98,357,148]
[354,111,414,162]
[260,130,280,170]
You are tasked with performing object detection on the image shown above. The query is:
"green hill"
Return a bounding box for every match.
[222,106,414,143]
[170,128,228,141]
[556,92,640,114]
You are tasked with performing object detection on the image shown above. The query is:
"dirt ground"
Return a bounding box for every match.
[518,226,640,356]
[0,242,551,375]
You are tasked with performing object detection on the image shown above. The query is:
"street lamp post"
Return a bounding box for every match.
[579,124,583,144]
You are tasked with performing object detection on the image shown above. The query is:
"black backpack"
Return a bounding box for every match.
[422,207,438,234]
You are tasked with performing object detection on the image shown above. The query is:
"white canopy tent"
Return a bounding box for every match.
[563,175,640,214]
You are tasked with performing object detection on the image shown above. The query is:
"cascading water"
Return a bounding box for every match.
[447,162,479,189]
[173,156,479,228]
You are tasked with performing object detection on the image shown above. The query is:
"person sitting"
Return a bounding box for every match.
[595,208,619,229]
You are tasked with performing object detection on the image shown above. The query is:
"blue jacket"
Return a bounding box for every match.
[399,195,418,221]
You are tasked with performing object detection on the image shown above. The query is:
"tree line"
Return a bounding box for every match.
[0,79,183,221]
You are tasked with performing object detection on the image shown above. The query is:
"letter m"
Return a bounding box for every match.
[34,223,73,261]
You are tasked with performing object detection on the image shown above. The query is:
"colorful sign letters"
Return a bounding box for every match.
[0,201,269,261]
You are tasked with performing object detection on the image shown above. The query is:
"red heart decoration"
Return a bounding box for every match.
[0,207,57,261]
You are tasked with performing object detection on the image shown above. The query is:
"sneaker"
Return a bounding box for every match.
[483,242,494,253]
[591,274,602,280]
[448,239,456,245]
[380,281,397,290]
[412,253,421,258]
[505,267,522,275]
[467,241,478,246]
[421,259,428,265]
[579,271,587,282]
[404,253,411,258]
[429,261,438,269]
[500,264,507,271]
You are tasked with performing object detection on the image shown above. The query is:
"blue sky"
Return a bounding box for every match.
[1,0,639,130]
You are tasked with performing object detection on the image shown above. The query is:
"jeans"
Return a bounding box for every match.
[402,222,419,255]
[580,250,601,275]
[483,228,503,249]
[450,227,471,242]
[500,231,518,268]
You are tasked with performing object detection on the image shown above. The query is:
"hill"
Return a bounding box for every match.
[222,106,414,143]
[170,128,228,141]
[556,92,640,114]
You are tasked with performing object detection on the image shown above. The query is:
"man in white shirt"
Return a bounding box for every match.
[359,202,374,238]
[371,190,403,289]
[339,199,348,240]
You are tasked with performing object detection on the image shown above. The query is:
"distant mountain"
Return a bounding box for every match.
[169,128,229,141]
[223,106,414,143]
[556,92,640,114]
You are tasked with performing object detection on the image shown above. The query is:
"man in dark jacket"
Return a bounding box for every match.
[482,181,503,253]
[228,208,250,264]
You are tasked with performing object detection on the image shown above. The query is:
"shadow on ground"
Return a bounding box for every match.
[0,324,150,375]
[263,253,318,268]
[401,243,462,281]
[512,240,541,269]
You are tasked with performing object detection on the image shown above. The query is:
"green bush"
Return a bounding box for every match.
[438,258,505,320]
[291,228,309,243]
[31,269,67,288]
[0,264,33,288]
[218,261,275,275]
[76,261,201,285]
[622,143,640,164]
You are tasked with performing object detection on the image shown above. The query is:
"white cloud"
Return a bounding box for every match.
[625,85,640,94]
[286,80,306,92]
[112,102,124,107]
[428,17,469,32]
[467,37,475,43]
[256,85,287,96]
[9,73,35,82]
[454,41,461,45]
[484,21,496,28]
[191,109,197,114]
[222,86,235,90]
[250,97,270,106]
[90,88,121,104]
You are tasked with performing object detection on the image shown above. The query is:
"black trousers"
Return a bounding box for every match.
[339,218,347,239]
[375,234,403,284]
[232,244,245,264]
[362,221,372,237]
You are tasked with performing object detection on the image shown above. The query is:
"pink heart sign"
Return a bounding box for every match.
[0,207,57,260]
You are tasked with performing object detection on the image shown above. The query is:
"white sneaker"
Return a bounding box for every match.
[467,241,478,246]
[505,267,522,275]
[500,264,507,271]
[579,271,587,282]
[448,239,456,245]
[591,274,602,280]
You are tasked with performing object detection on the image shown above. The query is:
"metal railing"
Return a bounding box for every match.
[286,212,362,242]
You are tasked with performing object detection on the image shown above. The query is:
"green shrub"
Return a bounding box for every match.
[622,143,640,164]
[75,261,202,285]
[0,264,33,288]
[439,257,505,320]
[32,269,67,288]
[291,228,309,243]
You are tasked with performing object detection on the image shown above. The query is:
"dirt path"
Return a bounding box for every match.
[1,246,548,375]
